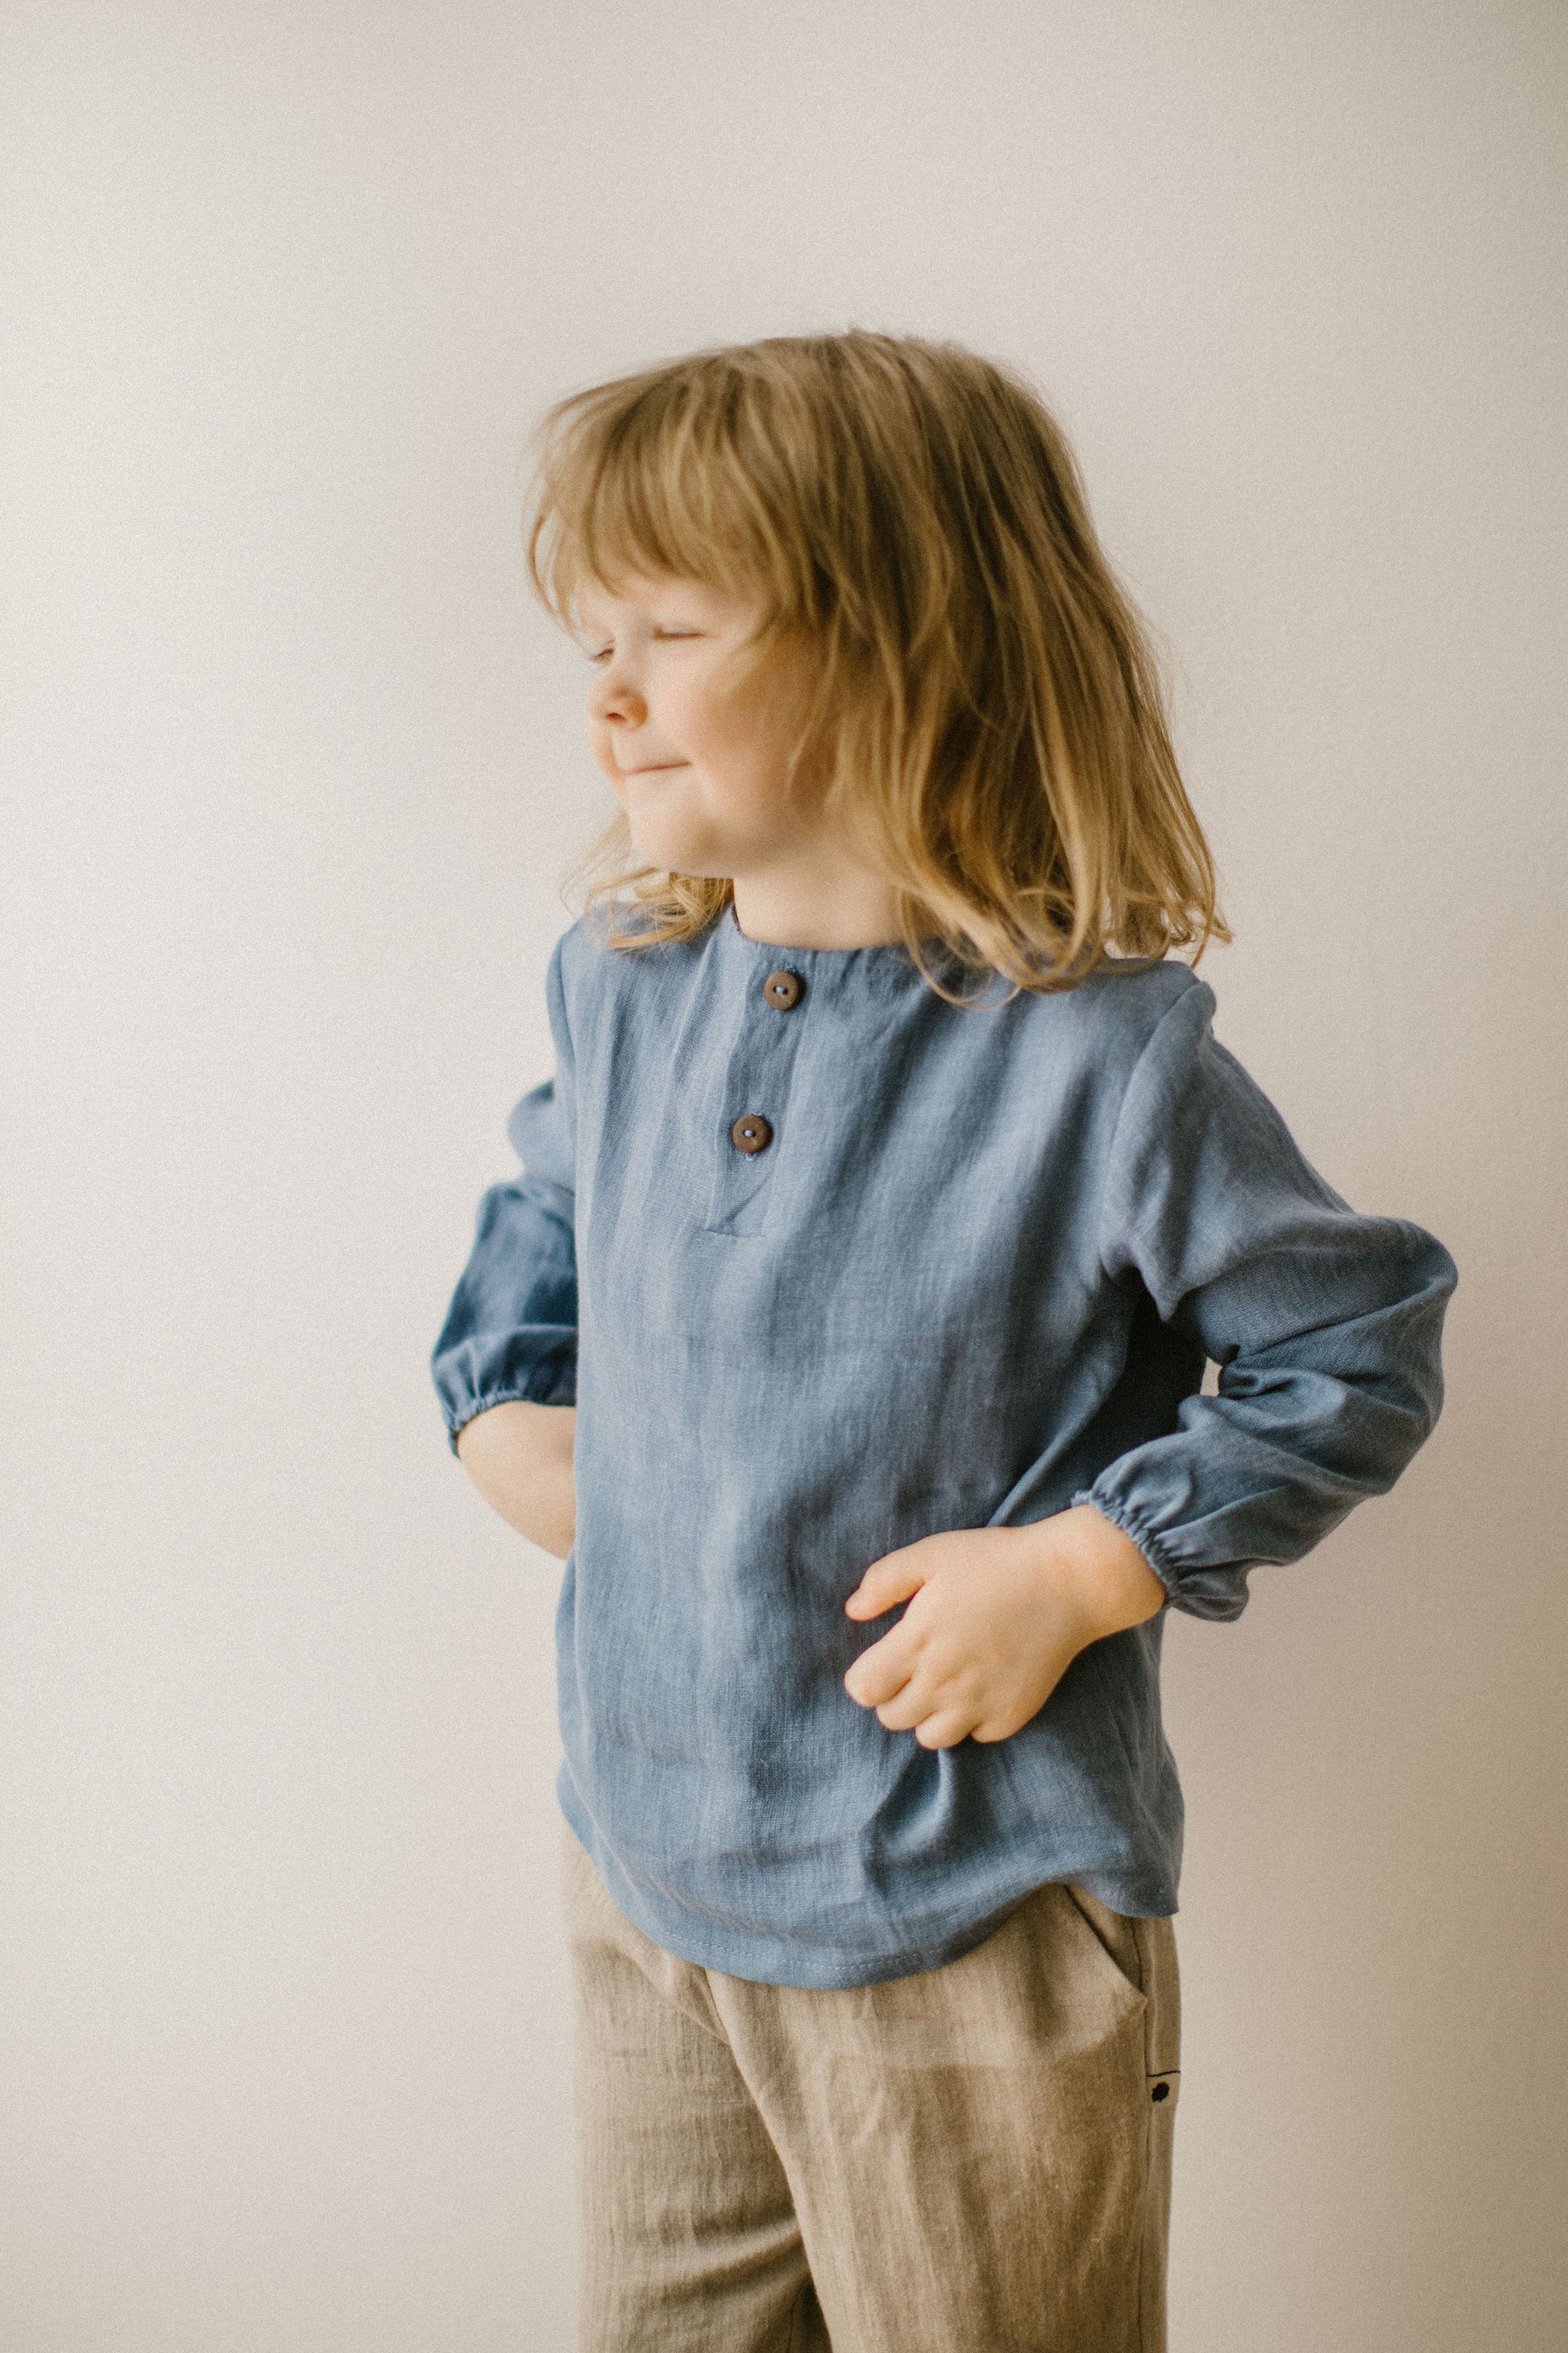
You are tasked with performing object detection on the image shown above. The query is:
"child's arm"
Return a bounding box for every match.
[432,936,580,1504]
[456,1400,577,1558]
[846,975,1456,1749]
[844,1504,1165,1749]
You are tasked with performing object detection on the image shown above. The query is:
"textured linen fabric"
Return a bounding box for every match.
[431,903,1455,1986]
[563,1823,1180,2353]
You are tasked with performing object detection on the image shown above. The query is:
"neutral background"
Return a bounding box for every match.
[4,3,1564,2347]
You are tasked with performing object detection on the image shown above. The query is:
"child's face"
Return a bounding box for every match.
[577,574,832,886]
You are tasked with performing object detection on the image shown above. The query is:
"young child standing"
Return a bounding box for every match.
[431,331,1456,2353]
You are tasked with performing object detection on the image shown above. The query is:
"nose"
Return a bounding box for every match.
[587,658,646,728]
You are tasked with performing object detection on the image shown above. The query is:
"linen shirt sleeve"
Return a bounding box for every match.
[430,939,579,1455]
[1080,978,1457,1621]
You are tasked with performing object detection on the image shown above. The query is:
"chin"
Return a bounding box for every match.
[628,826,724,877]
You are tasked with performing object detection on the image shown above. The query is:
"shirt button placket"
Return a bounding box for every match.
[707,962,808,1229]
[728,971,803,1155]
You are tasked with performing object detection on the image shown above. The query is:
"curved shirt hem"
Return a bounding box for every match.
[558,1782,1177,1991]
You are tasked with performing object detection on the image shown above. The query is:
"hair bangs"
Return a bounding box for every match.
[528,371,795,635]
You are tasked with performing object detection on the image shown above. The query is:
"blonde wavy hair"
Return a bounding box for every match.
[525,330,1228,999]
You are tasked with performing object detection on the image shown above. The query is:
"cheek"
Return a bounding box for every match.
[681,693,773,795]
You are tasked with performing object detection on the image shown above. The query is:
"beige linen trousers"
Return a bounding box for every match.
[563,1827,1180,2352]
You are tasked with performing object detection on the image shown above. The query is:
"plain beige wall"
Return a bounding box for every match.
[4,2,1564,2346]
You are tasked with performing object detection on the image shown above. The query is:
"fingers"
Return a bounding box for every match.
[863,1674,928,1731]
[844,1636,983,1747]
[844,1661,978,1749]
[873,1679,981,1748]
[844,1637,1058,1749]
[844,1546,927,1621]
[914,1709,980,1750]
[969,1716,1023,1744]
[843,1629,913,1710]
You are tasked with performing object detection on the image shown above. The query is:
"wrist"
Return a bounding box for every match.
[1020,1504,1167,1645]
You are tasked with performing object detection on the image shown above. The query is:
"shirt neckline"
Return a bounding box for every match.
[722,899,935,963]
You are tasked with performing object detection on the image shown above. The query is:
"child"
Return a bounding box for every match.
[431,331,1455,2353]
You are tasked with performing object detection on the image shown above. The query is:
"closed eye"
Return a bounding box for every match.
[585,628,702,662]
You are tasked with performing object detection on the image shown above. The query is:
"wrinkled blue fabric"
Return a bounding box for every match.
[431,904,1455,1987]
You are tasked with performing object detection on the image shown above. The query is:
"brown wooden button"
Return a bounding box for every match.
[763,968,803,1010]
[729,1113,774,1155]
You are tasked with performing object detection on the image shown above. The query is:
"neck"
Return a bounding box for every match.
[729,866,906,951]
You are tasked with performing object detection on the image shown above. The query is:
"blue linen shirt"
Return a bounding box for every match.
[431,903,1455,1989]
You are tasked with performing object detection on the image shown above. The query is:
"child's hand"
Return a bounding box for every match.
[842,1505,1167,1749]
